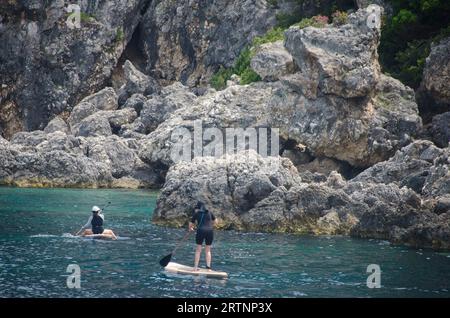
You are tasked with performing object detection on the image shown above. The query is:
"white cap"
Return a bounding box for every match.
[92,206,101,212]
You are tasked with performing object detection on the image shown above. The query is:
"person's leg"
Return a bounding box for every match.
[103,229,117,240]
[205,245,212,270]
[81,229,93,236]
[204,230,213,269]
[194,245,202,271]
[109,230,117,240]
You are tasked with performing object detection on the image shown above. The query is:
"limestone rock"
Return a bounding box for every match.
[44,117,70,134]
[140,0,278,86]
[430,112,450,148]
[0,0,149,134]
[421,37,450,107]
[75,113,112,137]
[80,87,118,111]
[118,60,160,105]
[250,41,295,81]
[284,9,381,98]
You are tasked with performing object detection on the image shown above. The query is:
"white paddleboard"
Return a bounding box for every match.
[165,262,228,279]
[80,234,116,240]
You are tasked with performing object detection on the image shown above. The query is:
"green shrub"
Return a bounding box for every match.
[394,39,430,88]
[391,9,418,28]
[240,68,261,85]
[252,27,285,47]
[233,47,253,75]
[210,7,346,90]
[210,66,234,90]
[379,0,450,89]
[80,12,96,24]
[115,27,124,43]
[274,0,353,28]
[266,0,279,8]
[292,17,313,29]
[292,15,329,29]
[391,25,450,88]
[66,12,95,25]
[332,10,348,26]
[210,27,284,90]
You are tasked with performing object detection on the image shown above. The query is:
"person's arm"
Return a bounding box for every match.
[211,213,217,227]
[76,215,92,235]
[189,211,197,231]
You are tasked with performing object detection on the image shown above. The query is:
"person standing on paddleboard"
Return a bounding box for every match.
[75,206,117,239]
[189,201,216,271]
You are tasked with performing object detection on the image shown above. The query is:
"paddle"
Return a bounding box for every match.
[101,201,112,211]
[159,230,192,267]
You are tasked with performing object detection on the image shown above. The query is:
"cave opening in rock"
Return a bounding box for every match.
[280,137,366,180]
[110,22,147,91]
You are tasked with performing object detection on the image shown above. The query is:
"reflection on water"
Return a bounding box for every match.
[0,187,449,298]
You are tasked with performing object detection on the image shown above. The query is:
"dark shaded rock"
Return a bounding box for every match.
[297,157,352,178]
[121,93,147,115]
[434,196,450,215]
[430,112,450,148]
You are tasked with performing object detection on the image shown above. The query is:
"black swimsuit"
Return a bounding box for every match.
[91,213,104,234]
[191,210,215,246]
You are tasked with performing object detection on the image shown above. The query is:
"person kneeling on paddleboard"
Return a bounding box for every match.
[75,206,117,240]
[189,201,216,271]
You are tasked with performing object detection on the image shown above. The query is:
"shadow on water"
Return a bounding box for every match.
[0,187,449,297]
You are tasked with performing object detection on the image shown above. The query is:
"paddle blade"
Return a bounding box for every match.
[159,254,172,267]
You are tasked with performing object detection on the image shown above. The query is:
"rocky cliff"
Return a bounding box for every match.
[139,0,278,86]
[150,8,448,249]
[0,3,449,250]
[0,0,151,138]
[138,8,422,169]
[1,0,300,138]
[154,145,450,250]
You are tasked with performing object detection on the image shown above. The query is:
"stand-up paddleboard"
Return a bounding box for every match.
[79,234,116,240]
[165,262,228,279]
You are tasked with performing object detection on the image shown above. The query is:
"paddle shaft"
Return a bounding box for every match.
[171,230,192,256]
[171,212,206,254]
[171,212,202,254]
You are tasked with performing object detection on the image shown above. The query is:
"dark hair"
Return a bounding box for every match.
[195,201,206,212]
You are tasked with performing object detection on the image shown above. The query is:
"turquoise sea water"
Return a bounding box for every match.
[0,187,449,298]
